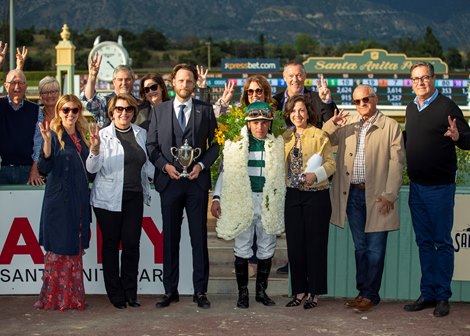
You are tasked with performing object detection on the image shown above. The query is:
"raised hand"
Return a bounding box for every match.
[196,65,209,88]
[0,41,7,67]
[220,81,235,104]
[331,108,349,127]
[15,46,28,70]
[444,115,459,141]
[89,122,100,154]
[38,120,52,143]
[315,74,331,102]
[89,53,102,79]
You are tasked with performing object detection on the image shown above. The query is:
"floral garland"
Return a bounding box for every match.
[216,126,286,240]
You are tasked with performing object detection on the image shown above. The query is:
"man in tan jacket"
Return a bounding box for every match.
[322,84,405,312]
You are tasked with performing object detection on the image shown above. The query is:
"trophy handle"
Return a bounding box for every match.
[193,148,201,161]
[170,146,178,159]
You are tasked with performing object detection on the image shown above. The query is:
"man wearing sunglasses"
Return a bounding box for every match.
[81,54,137,128]
[0,69,44,186]
[147,64,219,309]
[273,61,337,128]
[403,62,470,317]
[322,84,405,312]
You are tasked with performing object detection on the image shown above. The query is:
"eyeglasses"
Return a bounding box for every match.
[246,88,264,96]
[62,107,80,114]
[7,81,26,86]
[410,75,433,84]
[247,108,273,119]
[143,83,159,94]
[115,106,136,113]
[40,90,59,96]
[353,96,375,105]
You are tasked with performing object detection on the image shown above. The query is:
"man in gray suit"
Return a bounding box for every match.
[147,64,219,309]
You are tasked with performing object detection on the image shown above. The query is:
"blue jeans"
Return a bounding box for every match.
[0,165,31,185]
[346,187,388,304]
[409,182,455,301]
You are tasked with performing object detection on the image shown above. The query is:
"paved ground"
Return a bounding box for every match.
[2,295,470,336]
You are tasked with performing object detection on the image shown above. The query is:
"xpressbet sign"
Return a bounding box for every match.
[222,58,280,73]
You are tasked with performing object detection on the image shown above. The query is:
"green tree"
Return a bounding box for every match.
[420,27,443,58]
[444,47,464,71]
[294,33,320,57]
[139,29,168,51]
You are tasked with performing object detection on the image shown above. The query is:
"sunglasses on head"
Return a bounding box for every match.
[62,107,80,114]
[247,108,273,119]
[143,83,159,94]
[353,95,375,105]
[246,88,264,96]
[115,106,136,113]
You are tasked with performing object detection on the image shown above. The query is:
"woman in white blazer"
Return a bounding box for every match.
[86,93,154,309]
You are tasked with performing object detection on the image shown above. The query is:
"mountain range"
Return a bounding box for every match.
[2,0,469,48]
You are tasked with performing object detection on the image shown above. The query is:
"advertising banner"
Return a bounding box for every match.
[0,189,194,294]
[221,58,280,73]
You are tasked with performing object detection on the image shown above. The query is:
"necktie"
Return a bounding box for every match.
[178,104,186,131]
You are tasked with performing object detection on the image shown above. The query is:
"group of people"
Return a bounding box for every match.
[1,39,469,318]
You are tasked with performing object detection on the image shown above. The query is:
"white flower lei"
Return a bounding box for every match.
[216,126,286,240]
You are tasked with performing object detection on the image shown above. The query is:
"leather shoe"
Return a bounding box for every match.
[156,292,179,308]
[354,298,376,312]
[404,297,436,312]
[345,296,363,308]
[193,292,211,309]
[433,300,450,317]
[113,303,127,309]
[127,299,141,307]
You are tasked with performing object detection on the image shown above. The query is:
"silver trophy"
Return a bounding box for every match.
[170,139,201,178]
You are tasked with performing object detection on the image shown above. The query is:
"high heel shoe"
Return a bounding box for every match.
[285,294,306,307]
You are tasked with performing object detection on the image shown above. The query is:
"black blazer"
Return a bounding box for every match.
[273,88,337,128]
[146,98,219,192]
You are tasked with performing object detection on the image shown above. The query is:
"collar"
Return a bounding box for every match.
[7,95,24,111]
[413,89,438,110]
[174,97,193,111]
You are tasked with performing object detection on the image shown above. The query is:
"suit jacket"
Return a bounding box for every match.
[146,98,219,192]
[273,88,336,128]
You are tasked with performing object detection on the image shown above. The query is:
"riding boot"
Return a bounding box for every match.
[235,257,249,308]
[255,257,275,306]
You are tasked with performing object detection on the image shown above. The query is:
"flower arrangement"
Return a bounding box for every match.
[214,102,285,147]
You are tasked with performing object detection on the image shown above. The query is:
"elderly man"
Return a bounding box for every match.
[0,69,44,185]
[403,62,470,317]
[322,84,405,312]
[80,54,136,128]
[273,61,336,127]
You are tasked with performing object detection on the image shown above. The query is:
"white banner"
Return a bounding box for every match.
[0,189,194,294]
[452,193,470,281]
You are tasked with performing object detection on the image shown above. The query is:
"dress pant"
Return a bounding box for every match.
[160,179,209,294]
[94,191,144,305]
[346,187,388,304]
[409,182,455,301]
[284,187,331,296]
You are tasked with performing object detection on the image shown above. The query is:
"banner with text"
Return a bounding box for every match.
[221,58,280,74]
[0,189,194,294]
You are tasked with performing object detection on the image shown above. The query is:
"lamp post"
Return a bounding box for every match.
[9,0,15,70]
[205,42,211,70]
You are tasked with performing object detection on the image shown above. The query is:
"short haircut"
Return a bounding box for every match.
[170,64,198,82]
[284,94,318,128]
[38,76,60,94]
[107,93,139,123]
[6,69,26,83]
[353,84,376,97]
[410,62,435,77]
[113,65,134,79]
[283,61,306,74]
